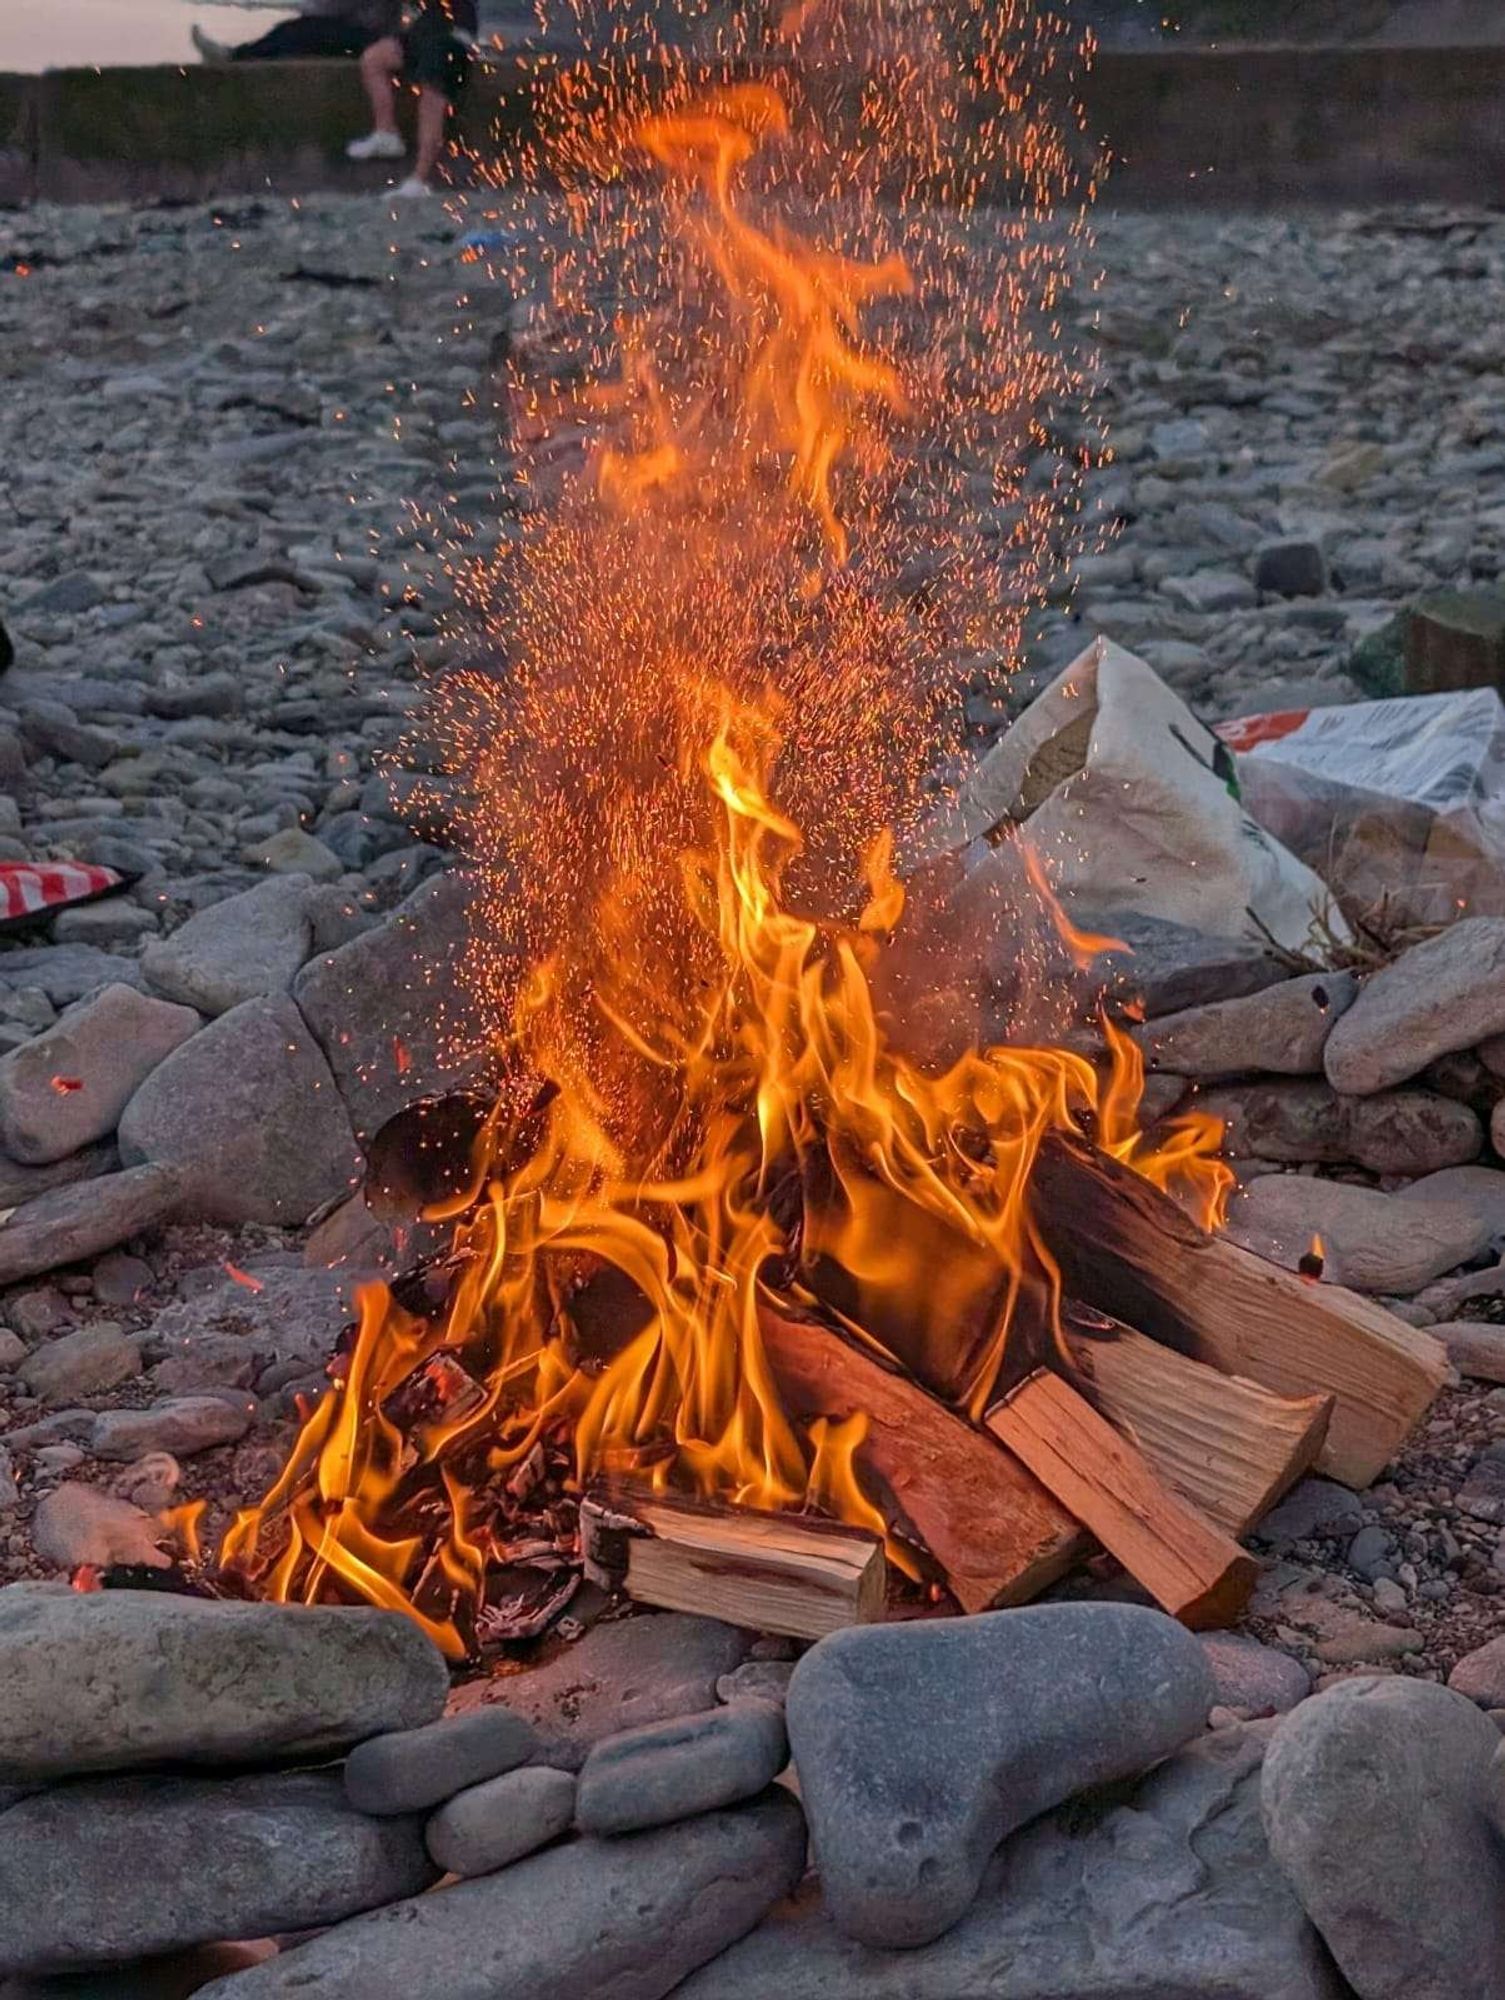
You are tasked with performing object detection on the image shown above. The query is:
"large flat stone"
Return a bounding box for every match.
[0,1166,182,1287]
[195,1793,807,2000]
[1135,972,1356,1078]
[1085,910,1290,1020]
[1200,1079,1482,1174]
[678,1724,1345,2000]
[447,1612,751,1771]
[142,875,316,1018]
[0,985,200,1166]
[1262,1676,1505,2000]
[0,1587,448,1782]
[142,1260,356,1394]
[293,871,477,1144]
[1229,1174,1490,1293]
[785,1604,1214,1949]
[117,995,359,1226]
[1325,918,1505,1094]
[17,1323,141,1405]
[0,947,145,1008]
[0,1771,435,1976]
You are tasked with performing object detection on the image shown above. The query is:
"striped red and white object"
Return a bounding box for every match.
[0,861,123,927]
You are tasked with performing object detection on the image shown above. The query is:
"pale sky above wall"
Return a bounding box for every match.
[0,0,300,72]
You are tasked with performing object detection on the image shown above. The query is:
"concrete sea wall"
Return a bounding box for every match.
[0,45,1500,208]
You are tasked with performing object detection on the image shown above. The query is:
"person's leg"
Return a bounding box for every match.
[360,34,403,135]
[411,85,450,185]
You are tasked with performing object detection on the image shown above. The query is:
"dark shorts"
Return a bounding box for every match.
[401,15,472,101]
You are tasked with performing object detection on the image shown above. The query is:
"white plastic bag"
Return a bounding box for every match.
[1222,688,1505,928]
[915,637,1348,951]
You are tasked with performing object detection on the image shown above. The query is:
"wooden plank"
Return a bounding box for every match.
[587,1491,886,1643]
[1031,1136,1450,1487]
[757,1301,1089,1613]
[1063,1308,1332,1536]
[986,1370,1258,1630]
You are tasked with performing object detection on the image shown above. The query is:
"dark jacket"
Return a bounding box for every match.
[305,0,403,33]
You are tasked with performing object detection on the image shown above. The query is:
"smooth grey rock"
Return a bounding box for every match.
[345,1708,539,1816]
[0,985,199,1165]
[0,1140,119,1215]
[679,1724,1344,2000]
[1449,1635,1505,1707]
[445,1613,750,1771]
[0,1165,181,1286]
[16,1323,140,1404]
[1229,1175,1489,1293]
[1458,1451,1505,1525]
[20,573,103,617]
[1255,539,1329,598]
[786,1604,1214,1948]
[142,875,315,1017]
[1262,1677,1505,2000]
[576,1699,788,1836]
[0,947,144,1007]
[244,827,344,882]
[1401,1165,1505,1240]
[0,1770,435,1976]
[1432,1320,1505,1382]
[1198,1632,1311,1715]
[117,995,358,1226]
[1325,919,1505,1095]
[0,1587,447,1782]
[425,1765,576,1877]
[293,870,479,1142]
[1087,910,1289,1020]
[143,1261,354,1387]
[194,1793,807,2000]
[1200,1079,1482,1175]
[1135,972,1355,1078]
[18,700,117,771]
[1347,1524,1397,1580]
[30,1483,169,1571]
[51,899,159,948]
[144,673,244,721]
[718,1660,796,1707]
[1257,1478,1365,1543]
[88,1394,254,1460]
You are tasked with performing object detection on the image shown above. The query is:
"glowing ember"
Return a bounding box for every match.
[222,0,1229,1656]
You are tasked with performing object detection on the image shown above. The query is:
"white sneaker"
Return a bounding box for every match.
[191,24,230,61]
[390,176,433,200]
[346,130,406,162]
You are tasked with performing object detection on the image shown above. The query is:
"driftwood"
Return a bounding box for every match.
[581,1489,885,1641]
[1063,1306,1332,1536]
[986,1369,1258,1629]
[757,1301,1088,1612]
[1031,1136,1449,1487]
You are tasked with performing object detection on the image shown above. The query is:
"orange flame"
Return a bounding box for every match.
[223,712,1227,1655]
[222,27,1225,1651]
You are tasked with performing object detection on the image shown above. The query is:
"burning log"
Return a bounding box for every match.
[1063,1307,1332,1537]
[580,1489,885,1642]
[985,1370,1258,1630]
[756,1302,1089,1613]
[1031,1136,1449,1487]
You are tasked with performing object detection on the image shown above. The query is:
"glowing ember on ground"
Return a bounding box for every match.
[220,0,1230,1656]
